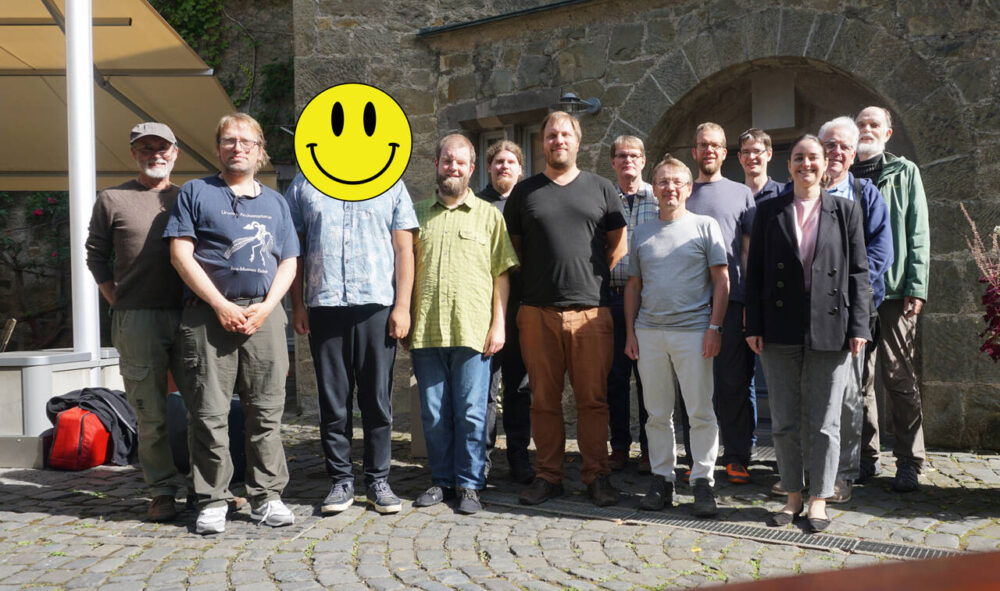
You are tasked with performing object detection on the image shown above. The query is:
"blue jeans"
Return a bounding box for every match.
[412,347,492,490]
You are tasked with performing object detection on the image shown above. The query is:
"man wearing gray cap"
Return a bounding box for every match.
[85,122,185,522]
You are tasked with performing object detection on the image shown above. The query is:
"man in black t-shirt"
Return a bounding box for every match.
[504,112,627,507]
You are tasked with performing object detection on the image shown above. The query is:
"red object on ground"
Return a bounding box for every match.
[48,407,110,470]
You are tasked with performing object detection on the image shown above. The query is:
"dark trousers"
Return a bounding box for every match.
[607,291,647,453]
[486,297,532,469]
[309,305,395,486]
[679,302,756,466]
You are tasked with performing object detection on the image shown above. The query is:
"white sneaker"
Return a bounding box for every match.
[195,504,227,535]
[251,499,295,527]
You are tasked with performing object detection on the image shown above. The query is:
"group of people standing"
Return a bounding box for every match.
[86,102,928,535]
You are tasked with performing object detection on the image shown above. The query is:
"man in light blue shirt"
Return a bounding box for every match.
[285,175,418,515]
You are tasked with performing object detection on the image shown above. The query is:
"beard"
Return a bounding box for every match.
[856,137,885,162]
[437,173,469,198]
[140,159,175,180]
[492,175,516,195]
[697,159,720,177]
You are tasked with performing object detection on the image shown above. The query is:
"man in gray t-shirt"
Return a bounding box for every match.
[685,122,757,485]
[625,157,728,516]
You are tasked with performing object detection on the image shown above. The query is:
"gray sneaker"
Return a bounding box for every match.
[456,488,482,514]
[691,478,718,517]
[367,480,402,514]
[321,481,354,514]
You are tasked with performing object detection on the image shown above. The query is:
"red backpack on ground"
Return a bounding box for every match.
[49,406,111,470]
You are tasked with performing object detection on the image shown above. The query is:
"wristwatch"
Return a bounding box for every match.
[708,324,723,334]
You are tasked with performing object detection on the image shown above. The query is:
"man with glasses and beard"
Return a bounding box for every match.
[410,134,517,514]
[165,113,299,534]
[86,122,185,523]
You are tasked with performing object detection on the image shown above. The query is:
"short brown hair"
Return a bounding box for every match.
[650,154,692,186]
[541,111,582,141]
[216,112,269,172]
[738,128,771,151]
[695,122,726,145]
[485,140,523,167]
[610,135,645,160]
[436,133,476,162]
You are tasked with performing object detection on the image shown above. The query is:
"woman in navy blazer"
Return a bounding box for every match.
[745,135,870,532]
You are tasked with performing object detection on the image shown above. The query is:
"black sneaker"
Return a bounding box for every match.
[587,474,620,507]
[366,480,402,514]
[456,488,482,514]
[892,461,920,493]
[857,461,882,484]
[413,485,455,508]
[518,477,564,505]
[691,478,718,517]
[638,475,672,511]
[321,481,355,514]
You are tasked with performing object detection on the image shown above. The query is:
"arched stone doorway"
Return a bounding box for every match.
[640,58,918,182]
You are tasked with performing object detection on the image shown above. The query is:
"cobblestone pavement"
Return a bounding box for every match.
[2,399,1000,591]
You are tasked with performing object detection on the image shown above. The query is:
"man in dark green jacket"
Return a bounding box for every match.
[851,106,931,493]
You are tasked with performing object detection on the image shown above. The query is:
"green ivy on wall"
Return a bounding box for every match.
[149,0,228,68]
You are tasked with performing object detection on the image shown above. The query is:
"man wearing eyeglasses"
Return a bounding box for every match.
[606,136,657,474]
[737,128,785,204]
[165,113,300,534]
[86,122,184,523]
[817,116,892,503]
[685,122,756,488]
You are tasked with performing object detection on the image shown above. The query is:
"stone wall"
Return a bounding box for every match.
[294,0,1000,449]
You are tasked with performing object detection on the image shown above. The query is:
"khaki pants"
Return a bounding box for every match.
[178,302,289,509]
[112,308,183,497]
[517,305,612,485]
[861,298,926,469]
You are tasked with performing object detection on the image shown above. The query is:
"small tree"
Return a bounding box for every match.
[961,203,1000,362]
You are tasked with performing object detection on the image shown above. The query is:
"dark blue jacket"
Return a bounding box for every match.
[777,174,893,307]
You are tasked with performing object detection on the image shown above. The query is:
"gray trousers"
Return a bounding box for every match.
[112,308,183,497]
[861,298,926,469]
[178,301,289,509]
[762,342,852,499]
[837,353,865,480]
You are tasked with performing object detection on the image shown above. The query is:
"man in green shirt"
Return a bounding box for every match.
[410,134,518,514]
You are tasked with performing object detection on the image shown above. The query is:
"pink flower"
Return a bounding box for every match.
[32,209,43,216]
[47,197,57,204]
[51,252,57,258]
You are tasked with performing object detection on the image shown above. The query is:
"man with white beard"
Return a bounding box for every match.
[850,106,930,493]
[86,122,186,523]
[477,141,534,484]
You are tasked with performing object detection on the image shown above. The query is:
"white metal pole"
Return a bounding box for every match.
[65,0,100,381]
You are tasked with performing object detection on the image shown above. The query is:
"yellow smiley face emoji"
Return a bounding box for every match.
[294,83,412,201]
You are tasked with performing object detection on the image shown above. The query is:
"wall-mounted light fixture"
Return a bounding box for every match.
[555,92,601,115]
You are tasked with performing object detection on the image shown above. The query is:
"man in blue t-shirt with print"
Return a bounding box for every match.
[165,113,299,535]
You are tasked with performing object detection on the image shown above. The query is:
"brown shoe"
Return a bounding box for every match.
[147,495,177,522]
[637,451,651,474]
[519,478,564,505]
[608,449,628,471]
[587,474,620,507]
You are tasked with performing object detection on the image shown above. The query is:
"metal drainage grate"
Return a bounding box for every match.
[484,492,960,560]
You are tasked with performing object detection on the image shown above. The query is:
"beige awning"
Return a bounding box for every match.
[0,0,276,190]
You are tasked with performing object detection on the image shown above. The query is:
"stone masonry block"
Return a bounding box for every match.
[649,50,700,104]
[745,8,780,60]
[777,8,815,57]
[618,74,671,138]
[609,24,644,61]
[826,18,879,73]
[557,39,608,81]
[683,32,720,81]
[904,87,970,164]
[803,12,841,61]
[921,314,983,383]
[852,31,911,88]
[921,384,963,450]
[711,17,746,68]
